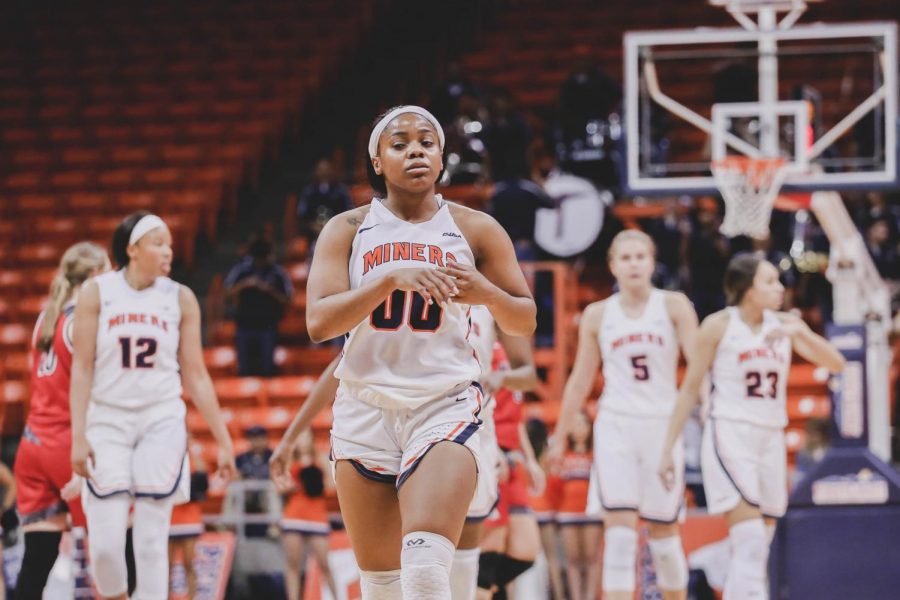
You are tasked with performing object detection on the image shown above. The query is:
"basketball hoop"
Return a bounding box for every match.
[712,156,788,239]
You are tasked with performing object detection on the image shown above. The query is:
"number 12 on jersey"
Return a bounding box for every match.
[119,336,158,369]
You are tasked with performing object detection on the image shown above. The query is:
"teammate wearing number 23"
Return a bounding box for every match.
[659,254,844,599]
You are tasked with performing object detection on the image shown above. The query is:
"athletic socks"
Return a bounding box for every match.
[725,519,768,599]
[450,547,480,600]
[360,569,402,599]
[648,535,688,591]
[14,531,62,600]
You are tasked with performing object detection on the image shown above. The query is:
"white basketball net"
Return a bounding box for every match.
[712,156,788,239]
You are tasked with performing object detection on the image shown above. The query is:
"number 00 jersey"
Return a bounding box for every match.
[91,270,182,409]
[335,198,480,409]
[709,307,791,428]
[598,289,679,417]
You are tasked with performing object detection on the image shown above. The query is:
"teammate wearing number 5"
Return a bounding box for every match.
[549,230,699,600]
[69,212,236,600]
[305,105,535,599]
[658,254,844,599]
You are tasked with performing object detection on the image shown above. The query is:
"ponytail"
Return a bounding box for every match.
[36,242,109,353]
[37,275,71,352]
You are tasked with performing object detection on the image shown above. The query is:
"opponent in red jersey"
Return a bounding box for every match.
[13,242,110,599]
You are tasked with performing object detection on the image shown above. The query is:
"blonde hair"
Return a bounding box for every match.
[607,229,656,262]
[37,242,108,352]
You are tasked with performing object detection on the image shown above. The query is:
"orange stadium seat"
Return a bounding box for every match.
[266,376,316,408]
[16,244,60,267]
[0,324,30,353]
[204,346,238,379]
[213,377,265,409]
[13,194,57,215]
[3,353,31,381]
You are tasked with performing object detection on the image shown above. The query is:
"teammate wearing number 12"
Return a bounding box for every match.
[69,212,236,600]
[305,105,535,599]
[550,230,699,600]
[659,254,844,599]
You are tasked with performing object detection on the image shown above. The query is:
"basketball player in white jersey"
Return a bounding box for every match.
[69,212,236,600]
[659,254,844,599]
[455,305,541,600]
[304,105,535,599]
[550,230,699,600]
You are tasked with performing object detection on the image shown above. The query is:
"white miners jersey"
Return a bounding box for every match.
[709,307,792,428]
[91,270,182,409]
[335,197,481,409]
[599,289,679,417]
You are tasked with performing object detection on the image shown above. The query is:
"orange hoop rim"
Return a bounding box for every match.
[711,156,812,211]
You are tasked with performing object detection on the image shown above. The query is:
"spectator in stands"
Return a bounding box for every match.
[430,61,483,125]
[684,199,730,319]
[556,45,622,188]
[488,150,558,261]
[559,45,621,134]
[862,192,900,243]
[444,93,491,184]
[224,236,293,377]
[296,158,353,248]
[483,89,533,181]
[645,201,690,289]
[236,425,276,538]
[865,217,900,281]
[237,425,274,481]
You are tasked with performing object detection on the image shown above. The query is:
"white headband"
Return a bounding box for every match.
[129,214,167,246]
[367,105,445,159]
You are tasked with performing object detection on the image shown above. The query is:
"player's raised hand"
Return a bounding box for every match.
[765,314,805,346]
[216,443,237,483]
[658,451,676,491]
[437,261,496,306]
[269,441,295,493]
[71,435,95,479]
[389,267,458,306]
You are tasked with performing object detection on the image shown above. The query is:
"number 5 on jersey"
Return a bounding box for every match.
[119,336,158,368]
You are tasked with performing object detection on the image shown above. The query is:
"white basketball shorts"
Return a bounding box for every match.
[701,417,787,518]
[84,399,189,503]
[331,381,495,518]
[587,410,685,523]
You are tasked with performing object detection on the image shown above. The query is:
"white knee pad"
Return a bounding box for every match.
[648,535,688,591]
[725,519,769,600]
[85,493,130,597]
[401,531,455,599]
[360,569,402,599]
[132,497,176,600]
[602,526,638,592]
[450,548,480,600]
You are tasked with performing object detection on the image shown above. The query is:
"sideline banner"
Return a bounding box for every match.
[170,531,237,600]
